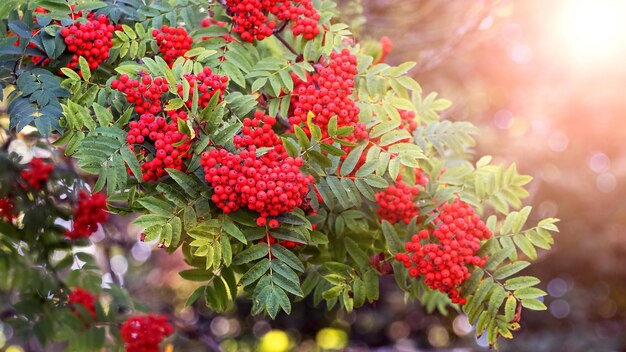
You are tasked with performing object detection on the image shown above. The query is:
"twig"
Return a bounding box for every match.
[273,31,299,57]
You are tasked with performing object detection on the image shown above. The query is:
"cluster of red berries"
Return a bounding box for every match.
[65,191,108,240]
[60,13,115,71]
[290,49,367,144]
[395,198,492,304]
[178,68,229,109]
[68,287,97,320]
[152,26,193,66]
[399,109,418,134]
[20,158,53,190]
[111,73,170,115]
[0,197,15,223]
[225,0,320,42]
[375,178,421,224]
[201,111,314,224]
[121,314,173,352]
[414,168,429,187]
[128,112,192,182]
[200,18,235,42]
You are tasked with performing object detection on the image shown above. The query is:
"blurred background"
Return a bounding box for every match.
[3,0,626,351]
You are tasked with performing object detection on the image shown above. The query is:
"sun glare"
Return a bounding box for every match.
[557,0,626,65]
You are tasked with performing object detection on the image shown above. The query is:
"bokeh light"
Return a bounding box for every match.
[259,330,290,352]
[556,0,626,66]
[550,299,571,319]
[315,328,348,350]
[427,325,449,348]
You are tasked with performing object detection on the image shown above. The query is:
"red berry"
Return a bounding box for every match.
[201,111,314,232]
[394,198,492,304]
[120,314,173,352]
[68,288,97,321]
[65,191,108,240]
[20,158,53,191]
[59,13,114,73]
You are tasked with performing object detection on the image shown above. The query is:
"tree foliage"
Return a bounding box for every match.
[0,0,557,350]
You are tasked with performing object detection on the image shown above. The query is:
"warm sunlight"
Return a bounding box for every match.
[557,0,626,65]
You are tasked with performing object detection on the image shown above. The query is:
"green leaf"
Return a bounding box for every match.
[325,176,351,208]
[294,125,310,149]
[213,122,242,146]
[343,289,354,312]
[165,98,184,111]
[514,287,547,299]
[137,197,174,217]
[179,269,213,281]
[273,271,304,297]
[340,144,365,176]
[233,243,267,265]
[512,206,532,234]
[165,168,199,197]
[538,218,560,232]
[78,56,91,81]
[354,179,376,201]
[467,277,494,313]
[120,146,142,180]
[344,237,369,268]
[484,246,515,271]
[223,217,247,244]
[381,221,403,254]
[521,298,547,311]
[61,67,81,81]
[271,260,301,287]
[353,278,366,307]
[504,295,517,321]
[462,268,484,296]
[92,103,113,126]
[240,258,271,286]
[364,174,388,188]
[307,113,322,141]
[513,234,537,260]
[170,216,182,248]
[364,269,379,302]
[161,223,173,246]
[133,214,167,228]
[488,285,506,316]
[322,286,343,300]
[493,261,530,280]
[504,276,540,290]
[271,245,305,272]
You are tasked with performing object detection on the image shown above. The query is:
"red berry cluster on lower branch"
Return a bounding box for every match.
[0,197,15,223]
[395,198,492,304]
[20,157,53,191]
[152,25,193,66]
[65,191,108,240]
[68,287,97,320]
[225,0,320,42]
[121,314,173,352]
[375,178,421,224]
[60,13,114,71]
[290,49,367,144]
[201,111,313,223]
